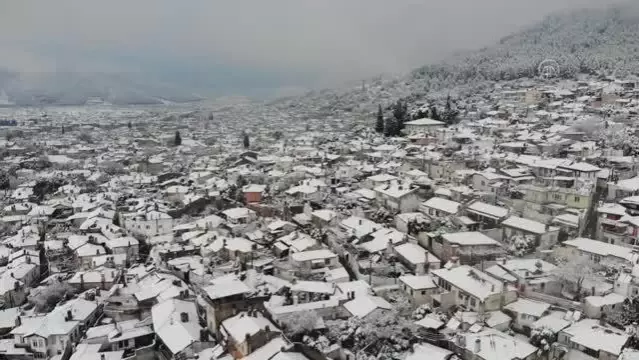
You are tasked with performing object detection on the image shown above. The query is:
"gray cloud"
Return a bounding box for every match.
[0,0,626,90]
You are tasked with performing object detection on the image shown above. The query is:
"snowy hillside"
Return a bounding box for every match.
[272,3,639,114]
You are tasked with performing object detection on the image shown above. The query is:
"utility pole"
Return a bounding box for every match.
[369,256,373,286]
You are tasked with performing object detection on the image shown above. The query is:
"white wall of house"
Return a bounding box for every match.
[122,217,174,237]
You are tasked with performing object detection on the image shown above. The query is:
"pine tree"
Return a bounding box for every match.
[174,131,182,146]
[430,106,441,121]
[442,95,459,125]
[243,133,250,149]
[384,117,398,137]
[393,100,408,130]
[375,104,384,133]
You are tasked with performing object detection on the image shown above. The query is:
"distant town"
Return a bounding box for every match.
[1,73,639,360]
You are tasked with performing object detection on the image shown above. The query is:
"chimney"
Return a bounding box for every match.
[416,262,426,276]
[474,338,481,353]
[386,240,394,257]
[359,219,362,225]
[15,316,21,327]
[67,310,72,321]
[451,244,460,257]
[600,314,607,327]
[545,223,550,232]
[424,250,430,273]
[180,312,189,323]
[500,281,508,308]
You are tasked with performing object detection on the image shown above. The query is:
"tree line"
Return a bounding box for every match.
[374,96,460,136]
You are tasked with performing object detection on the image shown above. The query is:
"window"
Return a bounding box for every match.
[470,298,476,307]
[421,290,427,295]
[481,181,485,186]
[324,258,330,265]
[574,196,580,202]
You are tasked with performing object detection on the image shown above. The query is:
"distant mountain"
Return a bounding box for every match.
[411,3,639,87]
[273,3,639,114]
[0,69,204,106]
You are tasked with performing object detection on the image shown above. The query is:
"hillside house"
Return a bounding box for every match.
[243,184,267,204]
[399,274,438,306]
[373,181,421,213]
[501,216,560,250]
[433,231,503,265]
[220,311,281,359]
[403,118,445,134]
[431,265,517,313]
[393,243,441,275]
[465,201,509,229]
[420,197,461,218]
[558,319,629,360]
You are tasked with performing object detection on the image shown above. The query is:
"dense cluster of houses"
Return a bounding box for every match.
[2,76,639,360]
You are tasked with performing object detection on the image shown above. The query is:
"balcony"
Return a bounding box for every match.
[601,222,628,235]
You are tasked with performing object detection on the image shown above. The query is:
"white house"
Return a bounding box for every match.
[403,118,445,134]
[583,293,626,319]
[152,299,207,359]
[501,215,560,250]
[563,237,633,265]
[222,207,257,226]
[503,298,551,331]
[398,274,438,306]
[420,197,461,218]
[121,210,174,237]
[289,249,339,271]
[558,319,629,360]
[373,181,421,213]
[431,265,517,312]
[393,243,441,274]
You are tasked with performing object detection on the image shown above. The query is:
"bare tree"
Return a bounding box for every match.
[280,311,321,338]
[552,255,603,300]
[28,282,78,313]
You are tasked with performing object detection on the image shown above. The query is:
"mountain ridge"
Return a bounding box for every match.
[270,3,639,115]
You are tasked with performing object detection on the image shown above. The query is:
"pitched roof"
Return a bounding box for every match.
[151,299,201,354]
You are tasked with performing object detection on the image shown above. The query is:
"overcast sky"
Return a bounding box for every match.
[0,0,625,95]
